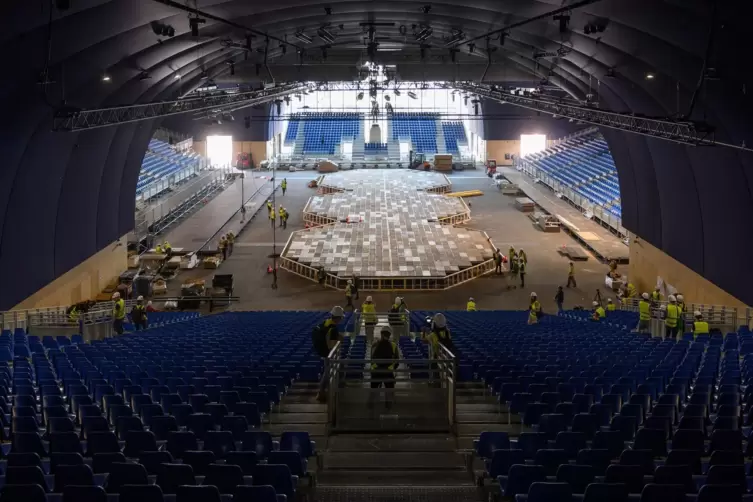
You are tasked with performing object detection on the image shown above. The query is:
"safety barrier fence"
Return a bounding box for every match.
[324,340,457,433]
[516,157,626,237]
[619,297,749,330]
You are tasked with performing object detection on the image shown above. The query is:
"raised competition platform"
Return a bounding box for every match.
[503,167,629,263]
[280,170,496,291]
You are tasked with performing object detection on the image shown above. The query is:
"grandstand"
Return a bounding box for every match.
[137,140,206,200]
[294,112,361,156]
[442,121,468,155]
[518,131,623,225]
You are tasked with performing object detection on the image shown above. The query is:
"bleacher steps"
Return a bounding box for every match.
[327,434,457,452]
[316,473,481,489]
[436,118,447,154]
[323,451,466,470]
[456,423,516,436]
[273,411,328,424]
[279,402,325,413]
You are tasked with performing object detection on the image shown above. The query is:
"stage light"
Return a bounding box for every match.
[357,92,364,100]
[317,27,336,44]
[553,14,570,33]
[321,47,328,60]
[324,6,332,15]
[101,74,111,82]
[174,74,181,79]
[468,43,475,54]
[444,30,464,47]
[408,91,417,99]
[645,72,655,80]
[605,68,616,78]
[294,31,312,43]
[422,5,431,14]
[189,17,206,37]
[227,61,235,75]
[244,116,251,129]
[499,32,506,46]
[281,44,287,55]
[393,89,401,96]
[415,26,433,42]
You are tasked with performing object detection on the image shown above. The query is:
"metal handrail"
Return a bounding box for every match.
[619,297,745,328]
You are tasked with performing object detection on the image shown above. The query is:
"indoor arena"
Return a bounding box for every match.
[0,2,751,502]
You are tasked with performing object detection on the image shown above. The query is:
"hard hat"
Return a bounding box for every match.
[147,301,153,306]
[330,306,344,317]
[530,292,537,297]
[469,297,474,302]
[694,310,702,317]
[660,304,667,310]
[677,294,684,301]
[137,295,144,301]
[347,280,352,285]
[607,298,612,303]
[433,313,447,328]
[668,294,676,302]
[592,301,599,307]
[395,296,402,304]
[380,325,393,337]
[642,292,649,300]
[366,296,373,302]
[112,292,120,299]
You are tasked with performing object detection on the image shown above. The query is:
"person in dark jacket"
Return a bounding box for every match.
[131,296,148,331]
[555,286,564,313]
[315,306,345,402]
[369,326,400,410]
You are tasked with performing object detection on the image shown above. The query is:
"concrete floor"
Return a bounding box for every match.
[173,169,623,313]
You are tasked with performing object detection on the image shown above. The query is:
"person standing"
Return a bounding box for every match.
[317,266,326,286]
[554,286,564,313]
[493,249,502,274]
[281,178,287,196]
[606,298,616,311]
[361,296,377,344]
[389,297,407,340]
[269,208,276,228]
[651,287,662,304]
[352,275,360,300]
[466,297,477,311]
[369,326,400,410]
[665,294,680,340]
[528,292,541,325]
[591,301,606,321]
[281,208,288,229]
[314,306,345,402]
[691,311,709,338]
[112,292,126,335]
[219,235,228,261]
[518,257,527,288]
[566,262,576,288]
[226,232,235,256]
[266,200,273,214]
[131,296,148,331]
[345,280,354,310]
[638,292,651,333]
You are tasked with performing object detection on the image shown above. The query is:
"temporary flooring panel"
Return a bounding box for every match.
[320,170,451,192]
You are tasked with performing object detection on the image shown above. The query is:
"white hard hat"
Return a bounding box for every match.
[366,296,373,302]
[347,280,352,285]
[694,310,702,317]
[469,297,474,301]
[330,306,345,317]
[395,296,402,304]
[668,295,676,302]
[592,301,599,307]
[433,313,447,328]
[530,292,537,297]
[677,294,684,301]
[112,292,120,299]
[147,301,153,306]
[137,295,144,301]
[607,298,612,303]
[660,304,667,310]
[380,325,393,337]
[642,292,649,300]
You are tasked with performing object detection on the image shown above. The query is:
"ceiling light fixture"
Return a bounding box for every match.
[174,74,181,79]
[414,26,433,42]
[317,27,336,44]
[101,74,111,82]
[189,17,206,37]
[645,73,655,80]
[294,31,312,44]
[444,30,465,47]
[553,14,570,33]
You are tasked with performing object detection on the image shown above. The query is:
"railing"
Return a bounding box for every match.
[620,297,749,330]
[348,309,412,342]
[324,339,457,433]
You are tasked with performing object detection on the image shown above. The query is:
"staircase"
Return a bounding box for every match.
[352,128,365,162]
[271,324,513,502]
[436,119,448,155]
[386,121,401,162]
[292,125,305,157]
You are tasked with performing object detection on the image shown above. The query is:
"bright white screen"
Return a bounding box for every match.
[520,134,547,158]
[207,135,233,168]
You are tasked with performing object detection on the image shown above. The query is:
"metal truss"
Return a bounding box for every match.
[53,83,310,132]
[452,82,718,147]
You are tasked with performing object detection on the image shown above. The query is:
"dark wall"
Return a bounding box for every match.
[162,104,270,142]
[482,100,585,140]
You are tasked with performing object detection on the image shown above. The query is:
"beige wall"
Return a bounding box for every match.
[192,140,206,157]
[629,239,749,308]
[232,141,267,168]
[486,140,519,166]
[12,238,128,310]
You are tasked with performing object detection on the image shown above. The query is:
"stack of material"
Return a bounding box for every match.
[317,160,339,172]
[514,197,536,212]
[432,154,453,172]
[320,170,450,192]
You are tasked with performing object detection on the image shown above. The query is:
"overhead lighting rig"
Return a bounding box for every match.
[151,21,175,37]
[444,30,465,47]
[189,16,206,37]
[317,27,336,44]
[414,26,433,42]
[553,13,570,33]
[294,31,312,44]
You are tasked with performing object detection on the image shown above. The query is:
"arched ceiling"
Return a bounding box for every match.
[1,0,751,309]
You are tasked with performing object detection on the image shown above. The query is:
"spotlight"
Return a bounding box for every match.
[449,48,457,62]
[189,17,206,37]
[584,24,592,35]
[605,67,616,78]
[246,35,254,51]
[227,61,235,75]
[645,72,655,80]
[324,6,332,15]
[101,74,111,82]
[408,91,417,99]
[294,31,312,44]
[474,102,479,115]
[499,32,506,46]
[280,44,287,55]
[393,89,401,96]
[422,5,431,13]
[444,30,464,47]
[317,27,336,44]
[414,26,433,42]
[174,74,181,79]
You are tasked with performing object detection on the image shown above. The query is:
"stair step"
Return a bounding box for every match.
[273,412,328,424]
[323,451,467,470]
[456,403,500,413]
[279,403,326,413]
[457,423,518,436]
[265,423,327,436]
[327,434,456,452]
[316,472,477,488]
[456,412,506,423]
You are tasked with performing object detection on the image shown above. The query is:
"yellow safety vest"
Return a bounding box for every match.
[607,303,616,311]
[665,304,679,328]
[113,299,125,320]
[568,264,574,276]
[269,211,275,220]
[639,300,651,321]
[519,261,526,273]
[362,303,377,324]
[651,291,660,302]
[345,284,352,297]
[595,307,606,319]
[529,300,541,318]
[155,245,163,253]
[467,301,477,311]
[281,181,287,189]
[626,283,636,297]
[69,307,79,322]
[693,321,709,334]
[164,242,171,252]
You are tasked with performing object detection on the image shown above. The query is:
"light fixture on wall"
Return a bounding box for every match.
[101,74,111,82]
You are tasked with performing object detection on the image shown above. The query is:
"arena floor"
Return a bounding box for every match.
[175,168,623,313]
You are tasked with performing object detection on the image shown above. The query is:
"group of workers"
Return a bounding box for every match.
[490,247,528,288]
[111,293,155,335]
[218,231,235,261]
[637,290,708,338]
[313,304,455,404]
[267,201,289,229]
[154,241,172,255]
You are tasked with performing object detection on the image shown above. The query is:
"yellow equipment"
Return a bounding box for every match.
[446,190,483,198]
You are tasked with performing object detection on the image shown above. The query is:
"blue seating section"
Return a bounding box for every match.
[391,113,438,154]
[442,121,467,154]
[284,117,300,144]
[297,112,361,155]
[0,312,356,499]
[526,134,622,218]
[137,139,201,197]
[364,142,388,155]
[447,310,753,500]
[122,311,200,333]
